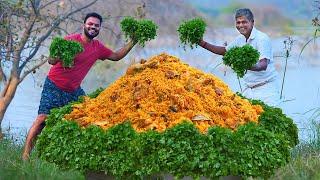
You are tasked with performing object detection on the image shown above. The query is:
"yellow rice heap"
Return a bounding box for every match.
[65,53,263,133]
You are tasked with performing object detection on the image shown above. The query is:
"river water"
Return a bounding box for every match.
[1,35,320,143]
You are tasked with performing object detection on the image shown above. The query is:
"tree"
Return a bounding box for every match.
[299,1,320,56]
[0,0,98,131]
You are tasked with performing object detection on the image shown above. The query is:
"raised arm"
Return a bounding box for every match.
[107,40,136,61]
[198,40,227,56]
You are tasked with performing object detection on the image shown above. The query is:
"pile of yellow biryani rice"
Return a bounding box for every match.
[65,53,263,133]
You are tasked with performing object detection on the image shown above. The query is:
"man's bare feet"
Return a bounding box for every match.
[22,114,47,161]
[0,131,3,140]
[22,152,30,161]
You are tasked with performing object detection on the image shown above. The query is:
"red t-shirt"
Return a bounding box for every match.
[48,34,112,92]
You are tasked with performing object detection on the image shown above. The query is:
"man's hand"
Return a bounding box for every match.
[107,40,136,61]
[48,57,60,65]
[198,39,226,56]
[250,58,268,71]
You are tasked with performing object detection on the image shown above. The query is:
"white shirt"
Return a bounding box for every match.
[226,27,278,87]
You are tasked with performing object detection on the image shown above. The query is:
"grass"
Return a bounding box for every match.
[0,135,84,180]
[271,145,320,180]
[270,108,320,180]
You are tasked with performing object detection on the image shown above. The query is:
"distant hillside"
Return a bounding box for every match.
[185,0,314,27]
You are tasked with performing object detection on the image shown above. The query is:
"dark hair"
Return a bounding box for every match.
[235,8,254,22]
[84,12,103,24]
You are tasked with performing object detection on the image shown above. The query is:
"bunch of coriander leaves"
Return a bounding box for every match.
[222,44,259,78]
[49,37,83,68]
[120,17,158,47]
[177,18,206,50]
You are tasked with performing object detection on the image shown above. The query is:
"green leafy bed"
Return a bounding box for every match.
[36,90,298,179]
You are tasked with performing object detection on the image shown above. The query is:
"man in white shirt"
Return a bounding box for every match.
[199,8,280,107]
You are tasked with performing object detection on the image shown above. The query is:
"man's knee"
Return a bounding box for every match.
[32,114,47,127]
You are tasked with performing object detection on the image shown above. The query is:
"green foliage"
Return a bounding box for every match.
[0,138,84,180]
[85,87,104,99]
[222,44,260,78]
[177,18,206,49]
[120,17,139,42]
[36,89,298,179]
[234,123,289,178]
[270,106,320,180]
[250,99,299,147]
[120,17,158,47]
[49,37,83,68]
[299,15,320,57]
[272,153,320,180]
[272,135,320,180]
[45,103,73,128]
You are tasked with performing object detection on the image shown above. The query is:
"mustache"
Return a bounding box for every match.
[88,28,97,32]
[84,27,99,39]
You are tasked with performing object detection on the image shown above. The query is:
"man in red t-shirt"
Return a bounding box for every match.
[22,12,136,160]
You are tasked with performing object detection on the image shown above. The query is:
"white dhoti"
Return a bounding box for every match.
[242,79,281,107]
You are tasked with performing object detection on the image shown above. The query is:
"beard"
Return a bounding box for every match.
[84,27,99,39]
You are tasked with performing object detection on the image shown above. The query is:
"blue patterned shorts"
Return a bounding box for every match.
[38,77,85,115]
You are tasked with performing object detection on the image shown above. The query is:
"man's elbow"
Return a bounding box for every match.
[262,62,268,71]
[257,64,268,71]
[107,54,122,61]
[259,59,269,71]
